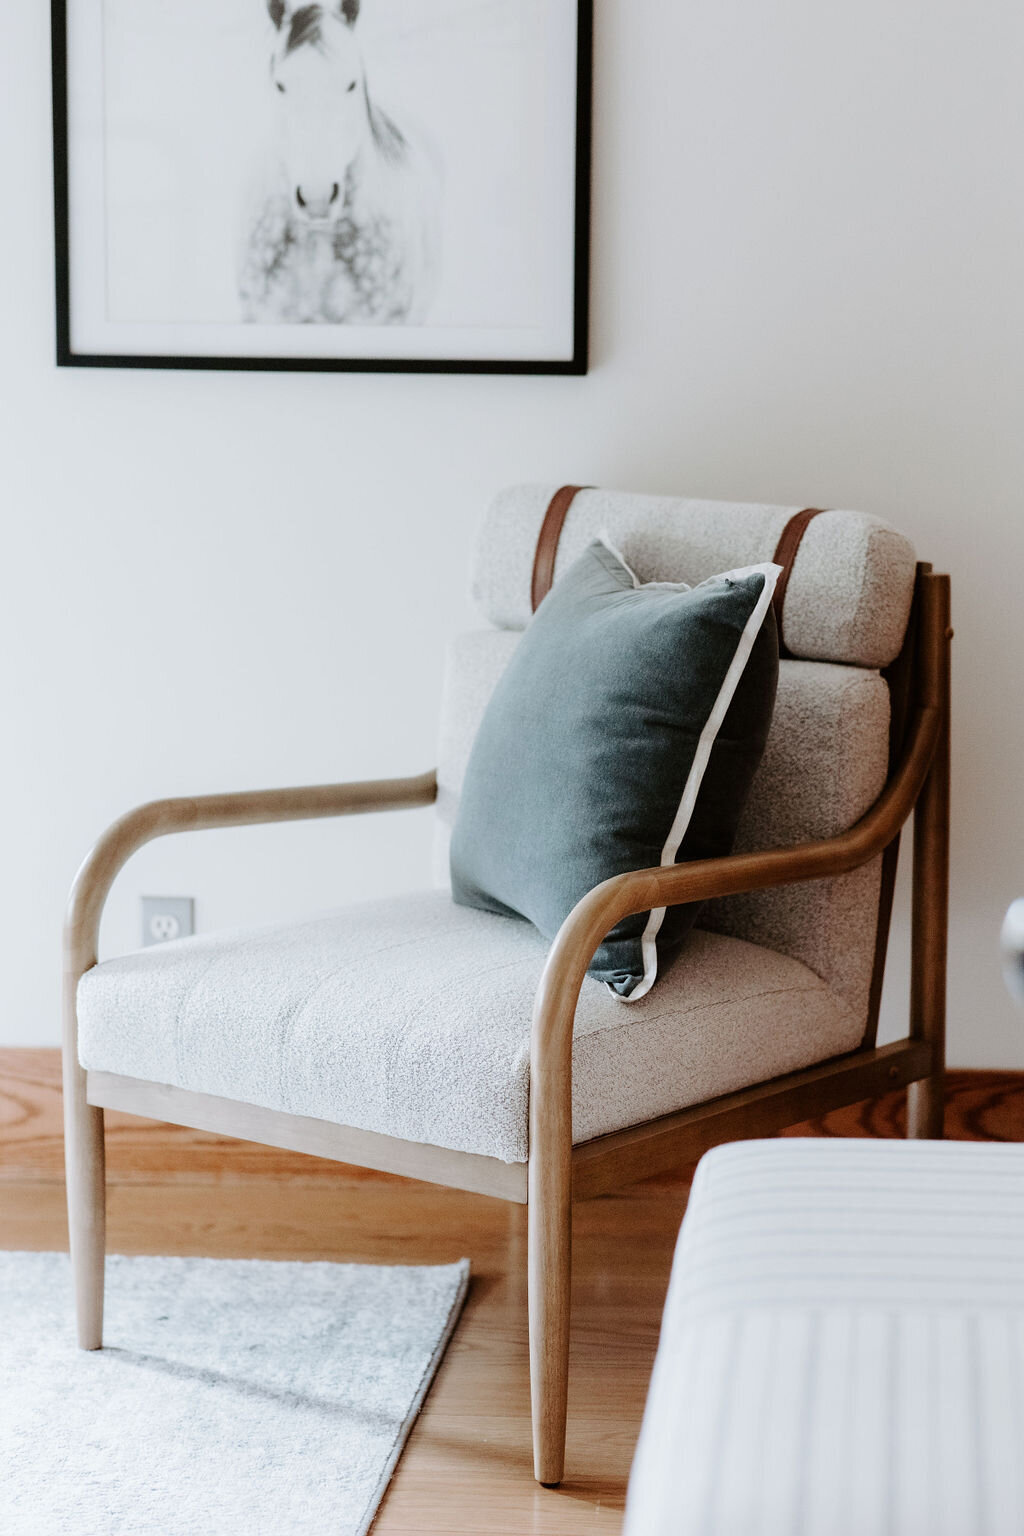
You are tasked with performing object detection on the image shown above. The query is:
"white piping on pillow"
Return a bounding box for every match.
[615,561,783,1003]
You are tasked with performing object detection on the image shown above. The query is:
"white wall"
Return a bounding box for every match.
[3,0,1023,1067]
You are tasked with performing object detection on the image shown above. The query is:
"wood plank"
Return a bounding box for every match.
[8,1050,1024,1187]
[0,1048,367,1185]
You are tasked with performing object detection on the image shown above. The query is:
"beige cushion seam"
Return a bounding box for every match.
[572,980,852,1042]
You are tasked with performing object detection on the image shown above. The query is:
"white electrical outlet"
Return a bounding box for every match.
[142,896,194,947]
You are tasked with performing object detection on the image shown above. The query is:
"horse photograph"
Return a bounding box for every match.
[57,0,588,368]
[240,0,441,325]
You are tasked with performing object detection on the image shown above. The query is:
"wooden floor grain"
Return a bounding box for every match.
[3,1049,1023,1534]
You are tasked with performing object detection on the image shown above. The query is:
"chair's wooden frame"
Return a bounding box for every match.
[62,569,950,1487]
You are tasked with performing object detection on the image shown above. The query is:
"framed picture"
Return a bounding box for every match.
[51,0,591,374]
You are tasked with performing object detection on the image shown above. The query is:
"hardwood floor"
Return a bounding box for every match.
[3,1050,1024,1534]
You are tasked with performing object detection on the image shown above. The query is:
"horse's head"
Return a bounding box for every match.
[266,1,366,223]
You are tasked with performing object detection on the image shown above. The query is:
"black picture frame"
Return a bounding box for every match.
[51,0,591,375]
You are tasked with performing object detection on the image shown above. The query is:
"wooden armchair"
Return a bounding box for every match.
[63,486,950,1486]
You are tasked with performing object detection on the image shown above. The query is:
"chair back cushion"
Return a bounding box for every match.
[473,484,915,667]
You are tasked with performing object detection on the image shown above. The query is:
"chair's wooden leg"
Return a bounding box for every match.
[528,1154,572,1486]
[906,782,947,1134]
[527,935,578,1489]
[62,979,105,1348]
[906,1074,944,1139]
[907,575,950,1141]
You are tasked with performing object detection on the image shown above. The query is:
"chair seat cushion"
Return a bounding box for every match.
[77,892,862,1165]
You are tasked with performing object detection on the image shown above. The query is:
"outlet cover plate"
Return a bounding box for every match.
[142,896,194,947]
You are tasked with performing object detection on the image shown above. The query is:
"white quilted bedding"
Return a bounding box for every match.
[625,1138,1024,1536]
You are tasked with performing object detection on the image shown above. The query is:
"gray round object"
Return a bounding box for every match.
[1000,899,1024,1003]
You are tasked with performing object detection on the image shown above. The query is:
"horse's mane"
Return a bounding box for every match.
[368,100,408,167]
[284,5,326,56]
[282,2,360,57]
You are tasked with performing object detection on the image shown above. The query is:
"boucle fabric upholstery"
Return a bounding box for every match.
[703,659,890,1018]
[77,892,861,1165]
[473,484,916,668]
[436,639,891,1023]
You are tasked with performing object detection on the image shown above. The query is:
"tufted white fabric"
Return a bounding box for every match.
[436,639,891,1024]
[77,893,860,1165]
[625,1138,1024,1536]
[472,484,916,667]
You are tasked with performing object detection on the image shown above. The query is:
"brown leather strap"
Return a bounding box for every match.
[771,507,826,658]
[531,491,824,635]
[531,485,588,611]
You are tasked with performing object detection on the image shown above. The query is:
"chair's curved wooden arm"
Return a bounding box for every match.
[63,769,437,980]
[59,765,436,1355]
[527,699,943,1190]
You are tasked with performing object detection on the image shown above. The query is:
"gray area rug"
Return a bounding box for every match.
[0,1250,469,1536]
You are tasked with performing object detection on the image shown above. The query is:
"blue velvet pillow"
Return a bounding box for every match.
[450,540,780,998]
